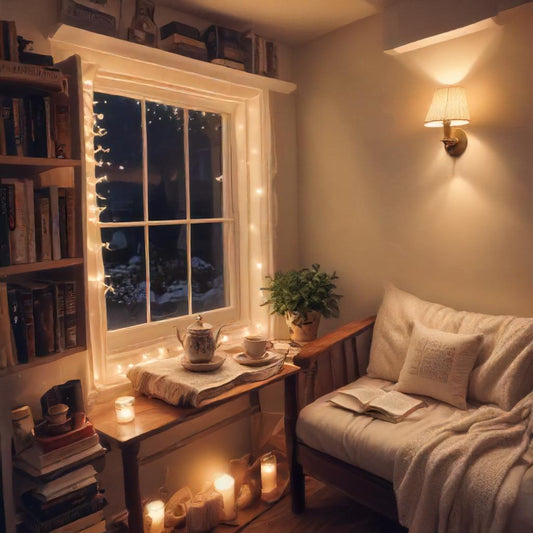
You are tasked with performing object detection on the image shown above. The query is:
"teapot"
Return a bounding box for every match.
[176,315,224,363]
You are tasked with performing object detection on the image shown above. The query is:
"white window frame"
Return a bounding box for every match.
[93,89,237,354]
[49,31,283,390]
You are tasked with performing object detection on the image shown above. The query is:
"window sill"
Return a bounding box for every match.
[49,25,297,96]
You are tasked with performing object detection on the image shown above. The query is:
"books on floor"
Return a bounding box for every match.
[329,386,426,423]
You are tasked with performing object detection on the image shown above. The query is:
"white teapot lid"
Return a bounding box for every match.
[187,315,213,333]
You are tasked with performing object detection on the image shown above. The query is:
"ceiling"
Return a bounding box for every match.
[158,0,384,45]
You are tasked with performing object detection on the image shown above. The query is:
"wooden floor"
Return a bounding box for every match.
[235,476,406,533]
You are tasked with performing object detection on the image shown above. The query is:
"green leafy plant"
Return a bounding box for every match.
[261,264,342,325]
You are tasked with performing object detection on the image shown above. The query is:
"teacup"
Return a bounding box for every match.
[47,403,69,425]
[243,336,273,359]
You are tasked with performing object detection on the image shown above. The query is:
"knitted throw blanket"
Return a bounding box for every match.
[393,392,533,533]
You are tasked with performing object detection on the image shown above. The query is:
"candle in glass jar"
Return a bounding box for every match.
[145,500,165,533]
[115,396,135,423]
[260,452,277,494]
[214,473,236,520]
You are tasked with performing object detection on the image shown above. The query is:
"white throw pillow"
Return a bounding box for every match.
[366,283,533,410]
[396,321,483,409]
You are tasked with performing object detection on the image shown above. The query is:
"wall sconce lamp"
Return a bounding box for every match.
[424,86,470,157]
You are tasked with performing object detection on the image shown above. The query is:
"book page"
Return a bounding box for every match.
[336,386,386,407]
[368,391,424,418]
[329,394,366,413]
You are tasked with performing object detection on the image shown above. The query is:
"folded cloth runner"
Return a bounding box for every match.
[127,353,285,407]
[393,392,533,533]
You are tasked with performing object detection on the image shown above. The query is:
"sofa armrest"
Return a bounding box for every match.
[292,316,376,406]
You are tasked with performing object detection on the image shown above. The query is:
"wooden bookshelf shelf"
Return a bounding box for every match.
[0,156,81,178]
[0,257,83,277]
[0,345,87,375]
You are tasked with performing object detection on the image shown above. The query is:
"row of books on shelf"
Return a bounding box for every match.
[0,279,78,368]
[159,21,278,77]
[0,91,71,158]
[0,174,77,266]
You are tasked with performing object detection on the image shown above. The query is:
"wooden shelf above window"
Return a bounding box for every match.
[49,24,297,95]
[0,258,83,277]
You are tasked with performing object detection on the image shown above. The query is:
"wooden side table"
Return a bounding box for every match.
[88,363,300,533]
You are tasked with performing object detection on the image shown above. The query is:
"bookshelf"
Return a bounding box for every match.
[0,54,87,371]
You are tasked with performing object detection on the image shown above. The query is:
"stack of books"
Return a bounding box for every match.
[242,32,278,78]
[0,170,77,267]
[204,25,246,71]
[14,419,106,532]
[159,21,208,61]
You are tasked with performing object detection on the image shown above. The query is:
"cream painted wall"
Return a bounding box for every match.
[294,2,533,336]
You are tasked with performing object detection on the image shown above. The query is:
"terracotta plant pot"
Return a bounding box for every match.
[285,311,321,343]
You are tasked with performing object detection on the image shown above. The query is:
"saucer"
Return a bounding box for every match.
[181,354,226,372]
[233,351,281,367]
[45,417,73,436]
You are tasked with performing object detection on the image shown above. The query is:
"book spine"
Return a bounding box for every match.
[12,97,24,156]
[53,283,65,352]
[0,185,10,266]
[0,111,6,155]
[1,97,17,155]
[52,92,71,159]
[49,186,61,260]
[24,179,36,263]
[0,60,64,89]
[0,22,5,61]
[63,281,77,349]
[58,190,67,258]
[7,21,18,63]
[43,96,55,158]
[19,288,36,361]
[65,188,76,257]
[7,286,26,363]
[35,196,52,261]
[0,282,16,368]
[33,286,55,356]
[4,179,28,264]
[37,434,99,468]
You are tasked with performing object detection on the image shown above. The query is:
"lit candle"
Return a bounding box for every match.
[214,473,236,521]
[145,500,165,533]
[115,396,135,424]
[260,452,277,494]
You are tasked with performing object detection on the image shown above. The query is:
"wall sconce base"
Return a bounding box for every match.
[441,128,468,157]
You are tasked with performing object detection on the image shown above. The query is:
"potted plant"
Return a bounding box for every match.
[261,264,342,342]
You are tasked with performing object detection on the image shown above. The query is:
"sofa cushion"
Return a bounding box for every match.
[395,321,482,409]
[367,284,533,409]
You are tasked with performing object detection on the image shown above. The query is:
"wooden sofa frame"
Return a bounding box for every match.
[285,316,404,523]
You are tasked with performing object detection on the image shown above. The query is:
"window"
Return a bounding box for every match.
[93,93,231,332]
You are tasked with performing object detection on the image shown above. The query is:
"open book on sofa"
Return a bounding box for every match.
[329,387,426,423]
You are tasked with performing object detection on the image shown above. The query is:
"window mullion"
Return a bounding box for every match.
[142,99,151,324]
[184,109,192,315]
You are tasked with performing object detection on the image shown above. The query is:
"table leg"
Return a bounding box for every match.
[284,373,305,513]
[120,441,143,533]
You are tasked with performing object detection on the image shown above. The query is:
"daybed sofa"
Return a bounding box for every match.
[286,285,533,533]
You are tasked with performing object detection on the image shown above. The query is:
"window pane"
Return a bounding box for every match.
[147,103,186,220]
[191,223,226,313]
[149,225,188,321]
[94,93,143,222]
[101,227,146,330]
[189,111,223,219]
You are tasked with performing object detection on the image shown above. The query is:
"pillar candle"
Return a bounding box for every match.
[260,452,277,494]
[145,500,165,533]
[214,473,236,520]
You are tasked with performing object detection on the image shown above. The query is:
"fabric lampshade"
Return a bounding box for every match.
[424,87,470,128]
